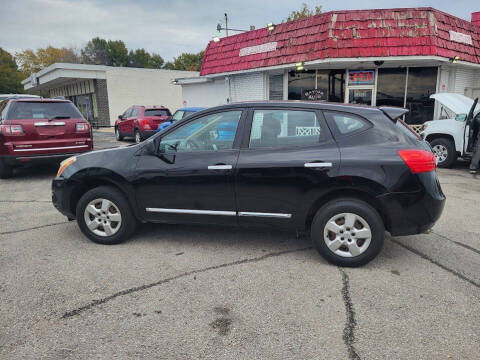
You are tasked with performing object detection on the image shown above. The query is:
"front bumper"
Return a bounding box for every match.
[52,177,76,219]
[378,172,446,236]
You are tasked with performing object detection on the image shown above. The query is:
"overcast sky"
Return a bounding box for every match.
[1,0,478,61]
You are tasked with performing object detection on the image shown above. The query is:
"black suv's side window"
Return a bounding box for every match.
[323,111,370,135]
[249,109,326,149]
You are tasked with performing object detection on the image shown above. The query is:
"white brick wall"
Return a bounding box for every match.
[106,68,198,125]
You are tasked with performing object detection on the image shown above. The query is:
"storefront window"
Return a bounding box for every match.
[405,67,438,124]
[376,68,407,108]
[288,71,316,100]
[269,74,284,100]
[288,70,345,102]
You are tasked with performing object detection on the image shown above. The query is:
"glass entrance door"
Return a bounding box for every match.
[348,88,373,105]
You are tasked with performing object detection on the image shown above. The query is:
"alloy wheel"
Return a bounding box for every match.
[323,212,372,257]
[84,198,122,237]
[115,128,120,140]
[135,132,141,144]
[432,144,448,164]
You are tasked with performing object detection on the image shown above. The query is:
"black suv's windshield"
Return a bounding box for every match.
[6,101,83,120]
[144,109,170,117]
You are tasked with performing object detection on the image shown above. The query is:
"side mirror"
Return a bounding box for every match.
[144,139,157,155]
[118,114,124,120]
[455,114,467,122]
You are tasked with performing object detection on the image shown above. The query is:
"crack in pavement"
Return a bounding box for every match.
[431,231,480,255]
[390,238,479,288]
[0,222,70,236]
[339,268,361,360]
[62,246,314,319]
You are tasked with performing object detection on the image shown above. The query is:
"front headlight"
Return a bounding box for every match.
[57,156,76,177]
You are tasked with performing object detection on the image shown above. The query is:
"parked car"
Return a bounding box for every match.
[115,105,172,143]
[52,101,445,267]
[0,98,93,178]
[421,93,480,167]
[0,94,40,103]
[156,107,206,133]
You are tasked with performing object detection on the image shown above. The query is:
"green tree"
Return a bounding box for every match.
[16,46,79,76]
[165,51,204,71]
[284,3,322,22]
[128,48,151,68]
[107,40,128,67]
[82,37,111,65]
[0,48,24,93]
[149,53,164,69]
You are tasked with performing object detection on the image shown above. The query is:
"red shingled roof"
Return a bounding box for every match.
[200,7,480,76]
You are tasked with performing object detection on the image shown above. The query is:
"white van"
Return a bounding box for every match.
[421,93,479,167]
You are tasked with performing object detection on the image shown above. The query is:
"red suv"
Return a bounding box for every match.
[115,105,172,143]
[0,98,93,178]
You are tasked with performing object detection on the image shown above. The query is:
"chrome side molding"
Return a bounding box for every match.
[208,165,233,170]
[34,122,66,126]
[304,162,333,168]
[145,208,236,216]
[238,211,292,218]
[145,208,292,219]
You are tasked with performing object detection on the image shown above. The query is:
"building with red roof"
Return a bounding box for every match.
[176,7,480,124]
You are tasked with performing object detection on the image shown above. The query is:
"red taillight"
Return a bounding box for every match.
[141,119,151,130]
[398,149,436,173]
[76,123,90,133]
[0,124,24,136]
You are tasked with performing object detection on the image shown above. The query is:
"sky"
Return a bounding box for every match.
[0,0,478,61]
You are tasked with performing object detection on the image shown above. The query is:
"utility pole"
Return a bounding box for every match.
[225,13,228,36]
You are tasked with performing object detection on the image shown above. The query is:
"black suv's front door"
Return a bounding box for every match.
[134,109,246,225]
[235,107,340,228]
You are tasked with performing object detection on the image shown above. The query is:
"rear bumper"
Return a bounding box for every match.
[377,172,446,236]
[141,130,157,139]
[1,150,90,166]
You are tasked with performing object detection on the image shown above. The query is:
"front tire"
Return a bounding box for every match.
[311,198,385,267]
[430,138,456,168]
[76,186,137,245]
[0,160,13,179]
[115,127,123,141]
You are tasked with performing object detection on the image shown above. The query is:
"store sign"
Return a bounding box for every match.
[239,42,277,57]
[303,89,325,101]
[348,70,375,86]
[449,31,472,45]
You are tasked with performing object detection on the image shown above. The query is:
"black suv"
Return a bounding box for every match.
[52,101,445,267]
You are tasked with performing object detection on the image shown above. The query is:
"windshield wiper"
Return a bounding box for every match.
[48,115,71,122]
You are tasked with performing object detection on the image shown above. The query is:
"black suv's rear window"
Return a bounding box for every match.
[6,101,83,120]
[144,109,170,117]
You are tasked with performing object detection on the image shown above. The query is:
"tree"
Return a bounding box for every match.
[16,46,79,76]
[82,37,111,65]
[0,48,24,93]
[284,3,322,22]
[107,40,128,67]
[164,51,204,71]
[149,53,164,69]
[128,48,151,68]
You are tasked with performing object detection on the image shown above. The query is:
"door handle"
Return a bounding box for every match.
[304,162,333,168]
[208,164,232,170]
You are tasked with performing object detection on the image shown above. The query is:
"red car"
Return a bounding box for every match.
[0,98,93,179]
[115,105,172,143]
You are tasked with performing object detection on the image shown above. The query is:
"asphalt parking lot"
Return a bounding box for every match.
[1,130,479,359]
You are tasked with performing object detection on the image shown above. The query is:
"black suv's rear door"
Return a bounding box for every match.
[235,107,340,228]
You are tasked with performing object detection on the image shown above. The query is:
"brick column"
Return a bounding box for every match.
[94,79,111,126]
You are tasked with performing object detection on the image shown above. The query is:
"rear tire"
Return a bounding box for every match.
[76,186,137,245]
[311,198,385,267]
[0,160,13,179]
[115,127,123,141]
[134,129,143,144]
[430,138,456,168]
